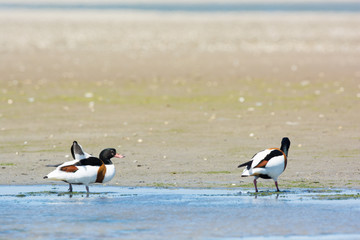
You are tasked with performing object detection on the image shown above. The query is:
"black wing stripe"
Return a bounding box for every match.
[76,157,103,167]
[254,149,284,168]
[264,149,283,161]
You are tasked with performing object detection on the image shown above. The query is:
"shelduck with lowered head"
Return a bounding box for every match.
[238,137,290,192]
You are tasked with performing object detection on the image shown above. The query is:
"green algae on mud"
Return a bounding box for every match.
[312,193,360,200]
[14,190,103,197]
[246,191,286,197]
[149,182,178,188]
[2,185,359,202]
[242,188,360,200]
[0,163,16,166]
[231,180,324,190]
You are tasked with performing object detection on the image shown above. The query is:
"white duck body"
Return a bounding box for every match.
[44,146,124,193]
[238,137,290,192]
[45,164,100,186]
[103,164,116,183]
[241,148,286,181]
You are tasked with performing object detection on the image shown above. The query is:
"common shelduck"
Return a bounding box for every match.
[44,141,125,194]
[238,137,290,192]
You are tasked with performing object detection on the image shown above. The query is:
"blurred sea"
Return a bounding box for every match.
[0,1,360,12]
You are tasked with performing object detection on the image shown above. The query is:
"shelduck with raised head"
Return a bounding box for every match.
[44,141,125,194]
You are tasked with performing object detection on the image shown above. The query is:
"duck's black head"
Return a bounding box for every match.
[99,148,125,164]
[280,137,291,157]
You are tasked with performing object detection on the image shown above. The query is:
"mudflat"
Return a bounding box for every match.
[0,10,359,189]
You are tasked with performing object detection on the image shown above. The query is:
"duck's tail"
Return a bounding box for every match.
[241,168,251,177]
[43,170,63,181]
[238,160,252,177]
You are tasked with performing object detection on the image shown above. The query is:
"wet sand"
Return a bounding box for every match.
[0,10,360,189]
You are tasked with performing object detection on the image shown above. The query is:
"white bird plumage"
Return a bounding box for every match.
[238,137,290,192]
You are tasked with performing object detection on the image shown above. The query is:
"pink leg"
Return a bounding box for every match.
[85,186,90,197]
[254,179,258,192]
[275,181,280,192]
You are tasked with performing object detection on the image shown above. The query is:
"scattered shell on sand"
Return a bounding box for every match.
[84,92,94,98]
[301,80,310,86]
[286,121,299,126]
[88,101,95,112]
[291,64,298,71]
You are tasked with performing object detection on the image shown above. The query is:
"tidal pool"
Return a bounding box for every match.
[0,185,359,239]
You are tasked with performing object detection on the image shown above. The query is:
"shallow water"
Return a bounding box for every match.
[0,185,359,239]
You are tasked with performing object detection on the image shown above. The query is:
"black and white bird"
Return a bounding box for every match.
[44,141,125,194]
[238,137,290,192]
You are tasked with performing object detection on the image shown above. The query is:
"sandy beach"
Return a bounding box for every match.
[0,9,359,189]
